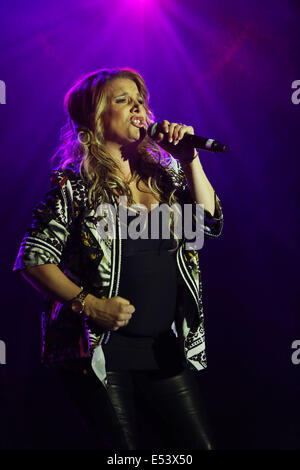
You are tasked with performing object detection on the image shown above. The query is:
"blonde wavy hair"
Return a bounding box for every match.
[51,67,184,249]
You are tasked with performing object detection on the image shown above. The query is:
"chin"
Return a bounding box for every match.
[125,131,145,146]
[134,127,146,142]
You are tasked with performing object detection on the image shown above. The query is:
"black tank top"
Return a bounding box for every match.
[102,204,185,372]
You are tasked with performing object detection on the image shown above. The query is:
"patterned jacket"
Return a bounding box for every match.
[13,157,223,388]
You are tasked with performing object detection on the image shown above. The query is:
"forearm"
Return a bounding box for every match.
[181,154,216,216]
[20,264,82,303]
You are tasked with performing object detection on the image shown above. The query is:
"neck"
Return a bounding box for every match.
[104,141,138,182]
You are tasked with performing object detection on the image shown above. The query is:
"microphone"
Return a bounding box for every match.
[147,122,227,153]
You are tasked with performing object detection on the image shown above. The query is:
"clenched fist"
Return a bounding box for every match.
[84,294,135,331]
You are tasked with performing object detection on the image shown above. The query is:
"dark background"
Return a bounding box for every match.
[1,0,299,449]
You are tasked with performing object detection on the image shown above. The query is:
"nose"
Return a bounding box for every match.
[131,99,141,113]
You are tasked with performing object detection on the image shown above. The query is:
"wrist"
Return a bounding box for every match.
[67,289,90,315]
[84,294,107,319]
[180,151,199,167]
[83,293,99,317]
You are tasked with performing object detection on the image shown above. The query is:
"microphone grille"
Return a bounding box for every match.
[147,122,158,139]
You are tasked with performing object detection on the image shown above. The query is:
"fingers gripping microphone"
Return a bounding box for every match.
[147,122,227,153]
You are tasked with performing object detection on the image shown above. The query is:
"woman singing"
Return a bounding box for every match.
[13,68,223,450]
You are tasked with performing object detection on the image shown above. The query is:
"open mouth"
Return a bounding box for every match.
[130,116,146,128]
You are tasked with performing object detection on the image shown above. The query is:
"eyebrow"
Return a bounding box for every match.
[114,92,143,99]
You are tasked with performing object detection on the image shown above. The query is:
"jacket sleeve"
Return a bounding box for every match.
[13,171,75,272]
[168,156,223,238]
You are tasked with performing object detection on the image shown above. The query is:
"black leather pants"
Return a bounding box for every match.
[57,366,215,450]
[105,368,215,450]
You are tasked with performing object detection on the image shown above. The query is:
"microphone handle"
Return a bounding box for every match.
[183,134,227,153]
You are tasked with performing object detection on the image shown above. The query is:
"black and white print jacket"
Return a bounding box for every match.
[13,157,223,388]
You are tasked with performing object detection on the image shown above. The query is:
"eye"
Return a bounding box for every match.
[115,96,145,106]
